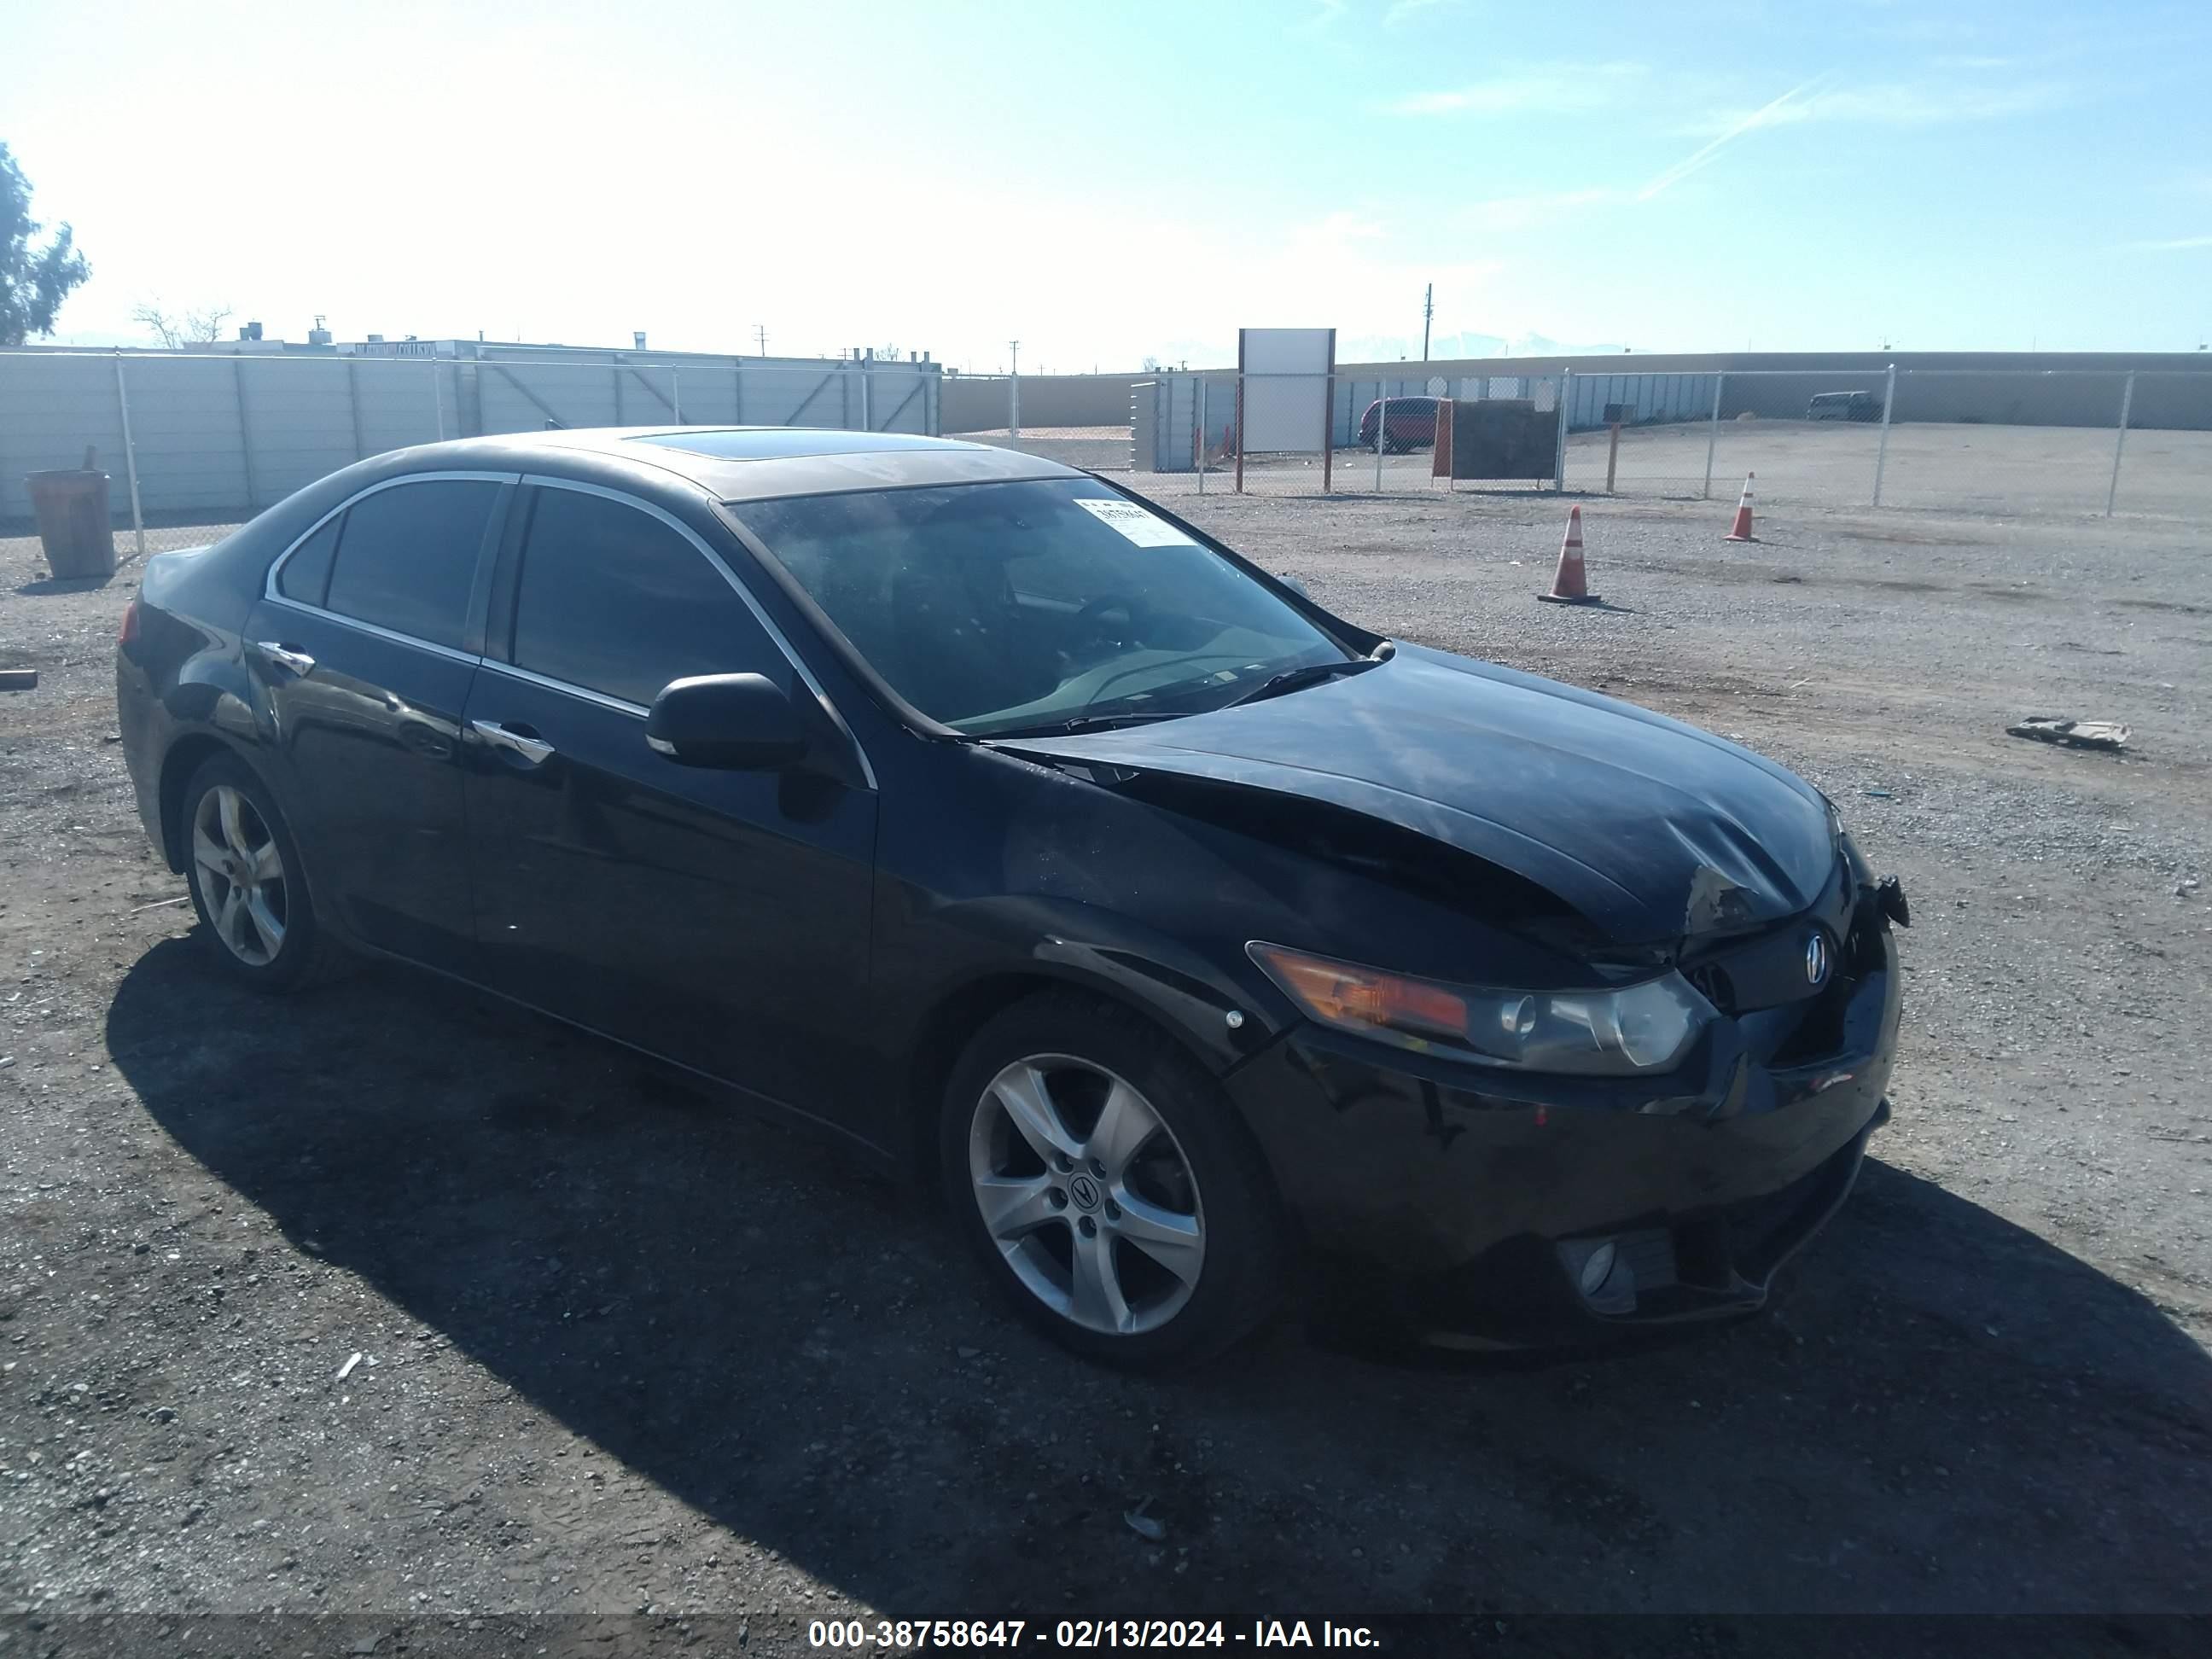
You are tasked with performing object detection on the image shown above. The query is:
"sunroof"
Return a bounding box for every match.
[629,428,962,460]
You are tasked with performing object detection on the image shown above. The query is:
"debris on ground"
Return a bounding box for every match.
[336,1351,364,1382]
[2005,716,2131,751]
[1123,1500,1167,1543]
[0,668,37,691]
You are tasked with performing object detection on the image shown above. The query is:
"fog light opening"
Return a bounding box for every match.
[1578,1240,1619,1298]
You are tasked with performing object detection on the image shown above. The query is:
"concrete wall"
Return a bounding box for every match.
[0,348,940,525]
[942,373,1141,432]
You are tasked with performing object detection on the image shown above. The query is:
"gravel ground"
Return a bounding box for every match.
[2,483,2209,1648]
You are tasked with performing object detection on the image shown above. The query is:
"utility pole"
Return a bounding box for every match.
[1421,283,1433,363]
[754,323,767,357]
[1008,340,1022,438]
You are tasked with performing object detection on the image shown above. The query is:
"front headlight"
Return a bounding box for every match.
[1248,942,1711,1076]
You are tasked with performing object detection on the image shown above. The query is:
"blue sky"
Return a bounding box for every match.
[6,0,2209,370]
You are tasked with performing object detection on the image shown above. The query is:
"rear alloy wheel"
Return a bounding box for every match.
[191,783,288,967]
[942,994,1284,1369]
[179,754,343,992]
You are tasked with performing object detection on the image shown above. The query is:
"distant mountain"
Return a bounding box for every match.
[1340,329,1631,364]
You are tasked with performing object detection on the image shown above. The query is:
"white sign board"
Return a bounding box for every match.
[1237,327,1335,455]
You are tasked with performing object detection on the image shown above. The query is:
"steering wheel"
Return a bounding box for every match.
[1074,592,1149,649]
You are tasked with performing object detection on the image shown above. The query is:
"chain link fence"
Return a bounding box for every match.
[1558,366,2212,520]
[0,348,942,562]
[1127,364,2212,520]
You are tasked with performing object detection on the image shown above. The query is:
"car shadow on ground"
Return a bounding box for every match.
[109,936,2212,1615]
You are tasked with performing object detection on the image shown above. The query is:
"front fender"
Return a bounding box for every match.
[894,890,1289,1079]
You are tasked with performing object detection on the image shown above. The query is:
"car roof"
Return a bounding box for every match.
[386,426,1084,504]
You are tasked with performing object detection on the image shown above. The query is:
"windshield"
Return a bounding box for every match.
[731,479,1354,736]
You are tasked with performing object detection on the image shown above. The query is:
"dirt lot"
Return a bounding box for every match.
[3,481,2209,1644]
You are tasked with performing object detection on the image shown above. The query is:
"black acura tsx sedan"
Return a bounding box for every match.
[116,426,1906,1368]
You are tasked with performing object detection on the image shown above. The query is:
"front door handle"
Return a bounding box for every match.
[253,641,316,678]
[470,719,556,766]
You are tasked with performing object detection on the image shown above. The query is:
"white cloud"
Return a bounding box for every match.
[1384,61,1649,117]
[2119,235,2212,252]
[1683,78,2074,134]
[1638,78,1827,200]
[1385,0,1462,25]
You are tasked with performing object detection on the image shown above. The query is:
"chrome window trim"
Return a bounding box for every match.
[519,474,878,791]
[261,469,523,610]
[261,593,482,667]
[478,657,648,720]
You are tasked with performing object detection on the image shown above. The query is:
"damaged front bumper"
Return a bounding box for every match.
[1225,905,1903,1348]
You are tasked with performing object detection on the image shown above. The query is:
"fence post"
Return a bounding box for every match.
[1321,374,1334,494]
[671,367,683,425]
[112,352,146,562]
[1376,386,1388,491]
[234,358,259,511]
[429,361,446,442]
[1197,379,1208,494]
[1702,373,1723,498]
[734,360,745,425]
[613,363,625,427]
[1234,374,1245,494]
[1871,362,1896,507]
[2106,370,2136,517]
[346,358,365,459]
[1553,368,1571,492]
[1008,365,1020,439]
[860,360,872,432]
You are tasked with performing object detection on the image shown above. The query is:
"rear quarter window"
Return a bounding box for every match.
[276,514,342,606]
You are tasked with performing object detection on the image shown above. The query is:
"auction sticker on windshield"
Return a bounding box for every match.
[1074,496,1196,546]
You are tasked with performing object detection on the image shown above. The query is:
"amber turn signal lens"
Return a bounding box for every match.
[1249,944,1468,1042]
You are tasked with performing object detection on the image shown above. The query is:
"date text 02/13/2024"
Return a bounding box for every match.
[806,1619,1381,1649]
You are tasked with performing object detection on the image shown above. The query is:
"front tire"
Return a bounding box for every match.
[179,753,343,992]
[940,992,1285,1370]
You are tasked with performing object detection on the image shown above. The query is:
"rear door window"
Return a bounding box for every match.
[508,487,778,708]
[323,479,500,650]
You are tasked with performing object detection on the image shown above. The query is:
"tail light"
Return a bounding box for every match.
[119,597,141,647]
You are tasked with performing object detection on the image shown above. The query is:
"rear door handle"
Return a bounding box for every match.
[253,642,316,678]
[470,719,556,766]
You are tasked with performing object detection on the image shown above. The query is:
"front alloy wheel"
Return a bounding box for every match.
[969,1055,1206,1336]
[942,993,1284,1370]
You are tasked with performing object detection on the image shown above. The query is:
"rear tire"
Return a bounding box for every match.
[940,992,1286,1371]
[179,753,346,992]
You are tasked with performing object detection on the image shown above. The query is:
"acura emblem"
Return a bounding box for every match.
[1067,1173,1101,1210]
[1805,931,1832,987]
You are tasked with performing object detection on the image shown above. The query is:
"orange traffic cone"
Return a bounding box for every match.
[1538,505,1601,604]
[1725,472,1758,542]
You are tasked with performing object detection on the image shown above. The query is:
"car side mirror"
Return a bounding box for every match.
[646,672,810,771]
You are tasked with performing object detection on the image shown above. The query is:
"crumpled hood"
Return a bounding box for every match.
[991,643,1836,946]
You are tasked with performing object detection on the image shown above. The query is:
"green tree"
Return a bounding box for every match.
[2,143,90,346]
